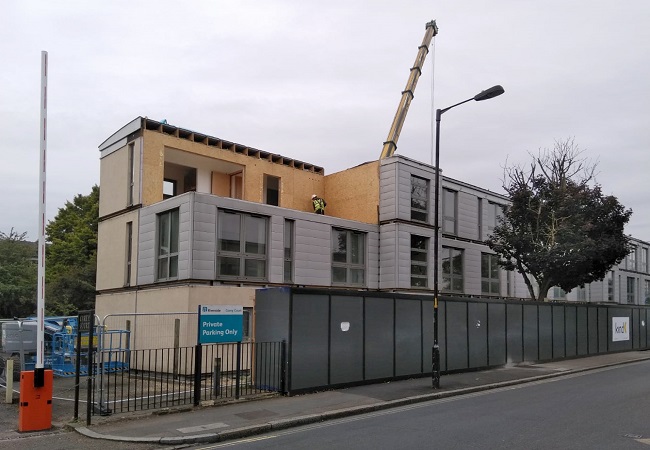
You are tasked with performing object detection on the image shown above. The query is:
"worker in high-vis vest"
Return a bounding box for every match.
[311,194,326,215]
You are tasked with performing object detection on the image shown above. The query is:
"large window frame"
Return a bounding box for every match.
[156,209,179,281]
[645,279,650,305]
[284,219,294,283]
[487,201,503,235]
[410,175,429,222]
[264,174,280,206]
[442,189,457,235]
[441,246,463,293]
[627,277,636,304]
[125,221,133,286]
[410,235,428,288]
[641,247,648,273]
[607,271,614,301]
[217,210,268,281]
[331,229,366,287]
[481,253,500,296]
[627,246,637,271]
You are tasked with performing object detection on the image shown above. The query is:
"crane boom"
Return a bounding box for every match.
[379,20,438,159]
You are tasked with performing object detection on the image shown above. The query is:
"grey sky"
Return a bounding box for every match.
[1,1,648,241]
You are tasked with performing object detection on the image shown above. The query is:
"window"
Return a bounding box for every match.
[641,248,648,273]
[645,280,650,305]
[332,229,366,286]
[552,286,566,299]
[410,235,428,288]
[243,308,253,340]
[230,172,243,199]
[163,179,177,200]
[442,189,457,234]
[607,271,614,301]
[156,209,179,280]
[627,277,636,304]
[477,198,483,239]
[481,253,500,295]
[284,220,294,283]
[127,142,135,206]
[125,221,133,286]
[264,175,280,206]
[627,246,636,271]
[410,176,429,222]
[577,286,587,301]
[217,211,268,280]
[442,247,463,293]
[487,202,503,235]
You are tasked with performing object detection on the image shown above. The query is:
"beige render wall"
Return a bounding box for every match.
[323,161,380,224]
[99,137,142,217]
[96,285,257,351]
[140,130,325,212]
[99,145,128,217]
[96,211,139,291]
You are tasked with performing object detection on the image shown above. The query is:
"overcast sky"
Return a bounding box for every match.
[1,1,649,241]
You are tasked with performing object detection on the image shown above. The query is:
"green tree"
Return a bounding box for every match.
[0,229,37,318]
[45,185,99,315]
[486,139,632,302]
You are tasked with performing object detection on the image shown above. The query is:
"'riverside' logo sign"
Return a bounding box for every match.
[198,305,243,344]
[612,317,630,342]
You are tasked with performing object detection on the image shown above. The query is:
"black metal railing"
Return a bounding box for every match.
[89,341,284,418]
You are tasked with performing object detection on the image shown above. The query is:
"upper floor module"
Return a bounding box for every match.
[96,117,650,306]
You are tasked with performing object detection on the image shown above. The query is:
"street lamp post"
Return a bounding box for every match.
[432,85,505,389]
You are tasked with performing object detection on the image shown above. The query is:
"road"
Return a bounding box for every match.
[193,360,650,450]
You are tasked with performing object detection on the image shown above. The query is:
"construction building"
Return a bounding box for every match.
[95,116,650,331]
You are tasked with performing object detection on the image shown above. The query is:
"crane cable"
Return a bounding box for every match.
[430,36,437,166]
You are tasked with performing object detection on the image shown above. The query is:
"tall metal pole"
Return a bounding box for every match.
[35,50,48,387]
[430,84,504,389]
[432,109,442,389]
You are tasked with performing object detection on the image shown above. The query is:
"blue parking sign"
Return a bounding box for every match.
[198,305,243,344]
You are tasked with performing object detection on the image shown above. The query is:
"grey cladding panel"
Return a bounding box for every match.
[506,304,523,363]
[330,296,363,384]
[468,302,487,367]
[421,299,434,371]
[577,307,588,356]
[488,303,506,366]
[294,221,331,286]
[395,300,423,376]
[446,301,468,370]
[379,162,397,222]
[290,294,330,390]
[552,306,565,358]
[254,288,291,343]
[457,192,479,241]
[598,308,607,352]
[365,297,395,379]
[538,305,553,360]
[565,306,577,357]
[588,307,598,354]
[523,305,538,362]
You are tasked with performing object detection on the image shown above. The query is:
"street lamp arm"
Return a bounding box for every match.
[438,97,473,117]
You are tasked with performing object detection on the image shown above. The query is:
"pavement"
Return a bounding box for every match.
[58,350,650,446]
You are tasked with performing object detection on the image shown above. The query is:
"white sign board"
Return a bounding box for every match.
[612,317,630,342]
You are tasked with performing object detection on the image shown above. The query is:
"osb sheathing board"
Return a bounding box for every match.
[324,161,380,225]
[141,129,324,212]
